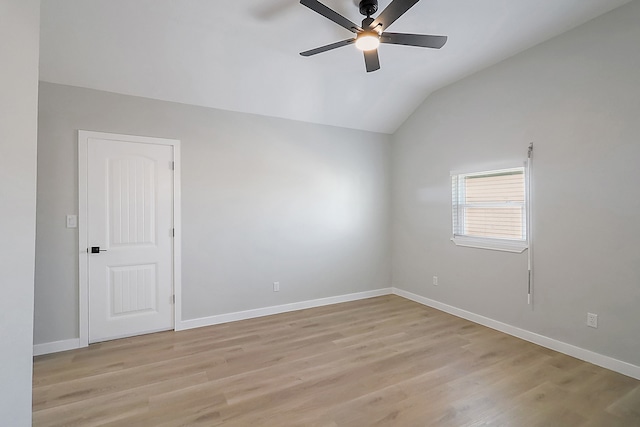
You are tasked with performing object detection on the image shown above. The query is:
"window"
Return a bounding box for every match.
[451,167,528,252]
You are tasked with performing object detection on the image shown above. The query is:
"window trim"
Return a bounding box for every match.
[451,235,528,253]
[451,166,529,253]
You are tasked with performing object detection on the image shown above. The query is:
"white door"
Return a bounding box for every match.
[87,136,174,343]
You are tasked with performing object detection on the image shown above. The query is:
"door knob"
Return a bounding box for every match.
[90,246,107,253]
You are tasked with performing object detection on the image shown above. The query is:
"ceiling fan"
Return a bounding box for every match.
[299,0,448,72]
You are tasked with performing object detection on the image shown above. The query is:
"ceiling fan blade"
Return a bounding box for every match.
[369,0,420,32]
[300,0,362,33]
[300,38,356,56]
[363,49,380,72]
[381,33,447,49]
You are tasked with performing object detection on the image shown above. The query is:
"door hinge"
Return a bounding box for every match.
[170,161,175,170]
[172,228,175,237]
[172,294,176,304]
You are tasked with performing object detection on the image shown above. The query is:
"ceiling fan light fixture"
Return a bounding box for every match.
[355,32,380,51]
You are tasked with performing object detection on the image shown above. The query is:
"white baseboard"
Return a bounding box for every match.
[176,288,393,331]
[392,287,640,381]
[36,286,638,381]
[33,338,81,357]
[33,289,393,355]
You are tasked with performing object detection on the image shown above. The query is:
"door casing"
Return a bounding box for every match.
[78,130,182,348]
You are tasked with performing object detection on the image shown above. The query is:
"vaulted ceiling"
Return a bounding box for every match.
[39,0,631,133]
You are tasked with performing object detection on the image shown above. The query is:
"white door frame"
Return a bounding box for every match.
[78,130,182,348]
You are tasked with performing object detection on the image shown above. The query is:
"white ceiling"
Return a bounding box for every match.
[39,0,630,134]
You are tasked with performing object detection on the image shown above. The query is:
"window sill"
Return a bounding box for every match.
[451,236,528,253]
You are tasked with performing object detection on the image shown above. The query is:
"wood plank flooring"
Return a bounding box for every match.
[33,295,640,426]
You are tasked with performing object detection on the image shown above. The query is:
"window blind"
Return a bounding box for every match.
[452,167,526,241]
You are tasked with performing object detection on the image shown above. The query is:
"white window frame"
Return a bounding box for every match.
[451,166,528,253]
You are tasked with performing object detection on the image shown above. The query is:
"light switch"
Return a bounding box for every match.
[66,215,78,229]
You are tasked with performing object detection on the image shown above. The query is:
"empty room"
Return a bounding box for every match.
[1,0,639,425]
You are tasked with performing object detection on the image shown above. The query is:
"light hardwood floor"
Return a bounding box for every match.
[33,295,640,426]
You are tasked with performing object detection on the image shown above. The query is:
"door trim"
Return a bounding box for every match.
[78,130,182,348]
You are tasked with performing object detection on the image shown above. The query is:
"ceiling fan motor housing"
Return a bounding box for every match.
[359,0,378,17]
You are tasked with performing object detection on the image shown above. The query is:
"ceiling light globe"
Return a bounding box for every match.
[355,34,380,51]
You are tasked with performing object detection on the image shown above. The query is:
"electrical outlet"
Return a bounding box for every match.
[66,214,78,229]
[432,276,438,286]
[273,281,280,292]
[587,313,598,328]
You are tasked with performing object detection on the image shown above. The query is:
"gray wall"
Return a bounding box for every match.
[35,1,640,373]
[391,1,640,367]
[35,82,391,344]
[0,0,39,424]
